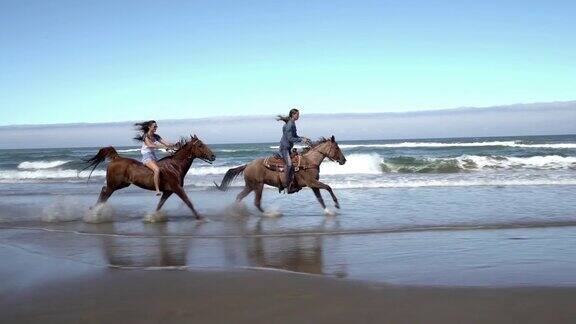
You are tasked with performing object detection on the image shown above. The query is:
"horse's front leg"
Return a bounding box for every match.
[173,186,203,220]
[311,188,326,209]
[309,179,340,209]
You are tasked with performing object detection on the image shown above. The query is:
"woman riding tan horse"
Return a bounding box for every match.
[215,136,346,215]
[83,135,215,220]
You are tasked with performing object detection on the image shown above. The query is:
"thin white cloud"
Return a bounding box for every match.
[1,101,574,149]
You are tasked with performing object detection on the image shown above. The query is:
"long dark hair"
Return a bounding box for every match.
[133,120,157,142]
[276,108,299,124]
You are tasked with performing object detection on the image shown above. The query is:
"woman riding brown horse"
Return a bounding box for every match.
[134,120,176,196]
[83,135,215,220]
[215,136,346,215]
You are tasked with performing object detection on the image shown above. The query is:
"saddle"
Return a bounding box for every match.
[264,152,301,172]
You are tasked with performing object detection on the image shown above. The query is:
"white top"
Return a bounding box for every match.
[141,134,161,155]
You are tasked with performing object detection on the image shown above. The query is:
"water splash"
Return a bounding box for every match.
[42,196,85,222]
[84,203,115,223]
[143,210,168,223]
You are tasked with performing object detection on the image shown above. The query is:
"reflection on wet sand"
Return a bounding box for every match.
[98,218,348,277]
[247,219,324,274]
[100,223,188,268]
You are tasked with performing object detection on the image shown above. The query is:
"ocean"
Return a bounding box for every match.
[1,134,576,286]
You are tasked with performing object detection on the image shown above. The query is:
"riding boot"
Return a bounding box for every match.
[286,167,300,194]
[280,166,290,193]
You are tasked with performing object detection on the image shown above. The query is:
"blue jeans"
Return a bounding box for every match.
[280,147,293,187]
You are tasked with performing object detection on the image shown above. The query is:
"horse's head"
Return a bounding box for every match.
[314,135,346,165]
[175,135,216,163]
[328,135,346,165]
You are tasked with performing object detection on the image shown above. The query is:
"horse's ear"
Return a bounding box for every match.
[194,134,198,139]
[331,135,335,142]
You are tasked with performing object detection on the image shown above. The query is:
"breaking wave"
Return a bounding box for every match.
[320,154,576,174]
[17,160,70,169]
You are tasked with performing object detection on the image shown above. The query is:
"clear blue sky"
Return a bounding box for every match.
[1,0,574,126]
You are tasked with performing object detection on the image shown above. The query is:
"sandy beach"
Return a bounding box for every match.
[2,218,576,324]
[1,241,575,324]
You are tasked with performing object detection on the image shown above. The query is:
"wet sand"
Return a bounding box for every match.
[2,229,576,323]
[2,187,576,322]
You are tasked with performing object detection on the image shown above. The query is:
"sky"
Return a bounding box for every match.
[1,0,575,126]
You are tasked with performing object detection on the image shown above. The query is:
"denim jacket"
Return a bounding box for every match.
[279,120,303,150]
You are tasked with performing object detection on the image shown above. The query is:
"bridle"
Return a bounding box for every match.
[190,138,213,164]
[308,141,337,162]
[171,138,212,164]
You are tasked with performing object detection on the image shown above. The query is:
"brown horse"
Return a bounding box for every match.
[83,135,216,220]
[215,136,346,215]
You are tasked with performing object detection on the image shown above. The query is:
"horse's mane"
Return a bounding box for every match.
[301,137,330,154]
[158,136,196,161]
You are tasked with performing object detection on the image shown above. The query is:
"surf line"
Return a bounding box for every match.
[2,221,576,239]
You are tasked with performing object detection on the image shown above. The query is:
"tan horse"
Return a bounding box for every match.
[215,136,346,215]
[83,135,215,220]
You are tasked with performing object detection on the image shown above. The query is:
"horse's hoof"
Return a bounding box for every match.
[324,208,338,216]
[335,203,341,209]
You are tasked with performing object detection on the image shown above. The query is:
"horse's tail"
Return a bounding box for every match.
[81,147,119,180]
[213,164,247,191]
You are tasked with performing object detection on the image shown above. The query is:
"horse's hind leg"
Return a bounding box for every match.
[236,186,252,202]
[96,183,129,205]
[253,182,264,213]
[96,186,113,204]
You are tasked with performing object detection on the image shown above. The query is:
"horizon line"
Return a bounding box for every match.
[2,133,574,151]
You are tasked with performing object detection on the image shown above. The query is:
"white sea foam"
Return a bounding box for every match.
[269,145,306,150]
[117,148,168,153]
[188,166,233,175]
[513,143,576,149]
[270,141,576,149]
[18,160,70,169]
[328,178,576,189]
[0,169,107,181]
[318,154,576,176]
[455,155,576,170]
[321,154,382,175]
[116,148,141,153]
